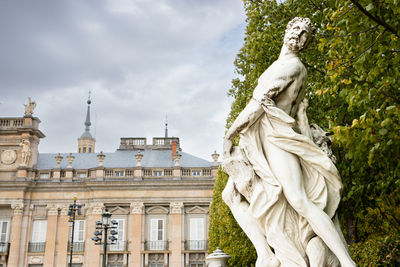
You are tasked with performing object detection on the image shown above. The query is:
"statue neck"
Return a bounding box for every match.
[279,44,299,59]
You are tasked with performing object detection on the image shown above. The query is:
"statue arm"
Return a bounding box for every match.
[296,98,312,139]
[223,100,263,156]
[225,100,264,140]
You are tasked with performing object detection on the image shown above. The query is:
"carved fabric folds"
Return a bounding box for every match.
[236,104,342,266]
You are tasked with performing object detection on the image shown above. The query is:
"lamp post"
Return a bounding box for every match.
[68,197,82,267]
[91,209,118,267]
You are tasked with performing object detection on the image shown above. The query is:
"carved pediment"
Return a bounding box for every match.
[146,206,169,214]
[185,206,208,214]
[109,206,129,215]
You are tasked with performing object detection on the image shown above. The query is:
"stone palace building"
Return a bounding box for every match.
[0,98,219,267]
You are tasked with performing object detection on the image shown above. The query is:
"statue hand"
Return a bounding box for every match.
[298,98,309,112]
[223,138,233,158]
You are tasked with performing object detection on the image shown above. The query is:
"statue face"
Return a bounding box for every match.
[284,22,312,52]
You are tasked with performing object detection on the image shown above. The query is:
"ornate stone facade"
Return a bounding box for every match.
[0,108,217,267]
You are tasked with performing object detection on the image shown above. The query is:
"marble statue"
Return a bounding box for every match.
[24,97,36,116]
[222,17,356,267]
[19,139,31,166]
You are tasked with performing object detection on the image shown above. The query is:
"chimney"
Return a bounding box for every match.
[172,141,177,160]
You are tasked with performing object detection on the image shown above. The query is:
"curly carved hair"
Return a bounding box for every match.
[285,17,315,35]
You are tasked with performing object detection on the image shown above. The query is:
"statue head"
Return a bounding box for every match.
[284,17,315,53]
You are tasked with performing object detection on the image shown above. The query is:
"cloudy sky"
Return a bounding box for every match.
[0,0,246,161]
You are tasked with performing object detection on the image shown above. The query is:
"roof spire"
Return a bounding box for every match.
[164,114,168,138]
[85,90,92,132]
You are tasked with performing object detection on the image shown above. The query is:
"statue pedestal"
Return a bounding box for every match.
[16,166,27,181]
[206,248,230,267]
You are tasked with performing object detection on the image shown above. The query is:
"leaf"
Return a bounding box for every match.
[366,3,374,11]
[378,128,388,135]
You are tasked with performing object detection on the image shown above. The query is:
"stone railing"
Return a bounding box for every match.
[0,242,10,253]
[109,240,128,252]
[185,240,208,251]
[68,241,85,252]
[28,242,46,252]
[0,118,24,128]
[145,241,169,251]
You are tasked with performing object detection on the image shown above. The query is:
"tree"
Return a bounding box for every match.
[209,0,400,265]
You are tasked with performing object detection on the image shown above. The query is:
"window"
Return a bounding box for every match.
[0,221,9,252]
[39,173,50,179]
[114,171,124,177]
[189,218,205,250]
[149,264,164,267]
[109,219,125,251]
[31,220,47,242]
[76,172,87,178]
[83,147,86,153]
[190,263,204,267]
[153,171,162,177]
[30,220,47,252]
[88,147,92,153]
[191,170,201,176]
[70,220,85,252]
[72,220,85,241]
[150,219,165,250]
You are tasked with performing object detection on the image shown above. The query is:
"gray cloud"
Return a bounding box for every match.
[0,0,245,160]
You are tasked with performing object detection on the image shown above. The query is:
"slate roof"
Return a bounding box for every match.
[36,149,213,170]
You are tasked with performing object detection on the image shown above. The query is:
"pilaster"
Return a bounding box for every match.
[85,202,103,267]
[170,202,183,267]
[43,205,59,267]
[129,202,144,267]
[7,202,24,267]
[56,205,70,267]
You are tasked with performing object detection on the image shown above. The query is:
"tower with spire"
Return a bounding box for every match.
[164,115,168,138]
[77,92,96,153]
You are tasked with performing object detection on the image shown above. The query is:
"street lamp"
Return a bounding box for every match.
[91,209,118,267]
[68,197,82,267]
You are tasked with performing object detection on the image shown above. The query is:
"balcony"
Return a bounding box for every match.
[28,242,46,252]
[145,241,169,251]
[185,240,208,251]
[68,241,85,252]
[0,242,10,253]
[109,240,128,252]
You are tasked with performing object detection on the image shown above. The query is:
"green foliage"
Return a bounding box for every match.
[350,235,400,266]
[210,0,400,265]
[209,168,257,266]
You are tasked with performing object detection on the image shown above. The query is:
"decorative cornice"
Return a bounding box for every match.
[88,202,104,215]
[46,204,59,216]
[11,202,24,215]
[60,204,69,216]
[170,202,183,214]
[130,202,144,214]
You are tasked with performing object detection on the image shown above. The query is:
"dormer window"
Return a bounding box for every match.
[153,171,162,177]
[192,170,201,176]
[115,171,124,177]
[39,172,50,179]
[77,172,87,178]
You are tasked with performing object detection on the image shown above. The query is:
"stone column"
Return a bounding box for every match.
[85,202,103,267]
[7,203,24,267]
[56,205,70,267]
[44,205,59,267]
[170,202,184,267]
[129,202,144,267]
